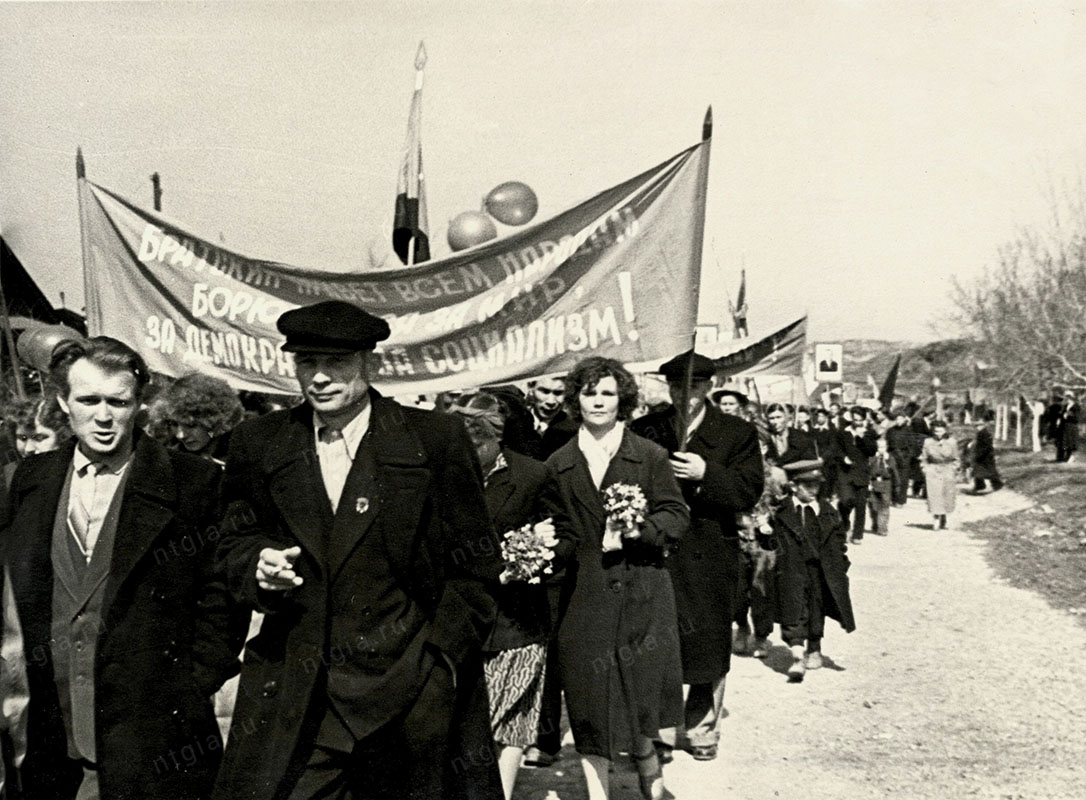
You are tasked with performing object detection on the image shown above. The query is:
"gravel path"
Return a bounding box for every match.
[515,487,1086,799]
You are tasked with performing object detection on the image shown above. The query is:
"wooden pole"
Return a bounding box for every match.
[76,147,97,336]
[151,172,162,211]
[1015,398,1023,447]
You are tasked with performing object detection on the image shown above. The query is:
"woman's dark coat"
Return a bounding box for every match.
[540,428,688,758]
[484,448,570,652]
[971,426,1000,481]
[771,500,856,635]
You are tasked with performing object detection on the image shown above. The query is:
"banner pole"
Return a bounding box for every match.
[76,147,98,336]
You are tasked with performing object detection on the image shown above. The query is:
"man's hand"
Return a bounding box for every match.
[669,451,706,481]
[256,545,304,591]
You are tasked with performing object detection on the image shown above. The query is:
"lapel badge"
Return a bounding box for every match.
[355,496,370,515]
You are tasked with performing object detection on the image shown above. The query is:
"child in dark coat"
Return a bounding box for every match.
[771,460,857,682]
[867,436,900,535]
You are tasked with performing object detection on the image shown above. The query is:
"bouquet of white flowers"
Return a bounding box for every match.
[499,519,558,584]
[601,482,648,552]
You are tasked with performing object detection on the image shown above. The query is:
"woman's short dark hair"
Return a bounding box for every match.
[765,403,788,416]
[563,357,640,424]
[49,336,150,400]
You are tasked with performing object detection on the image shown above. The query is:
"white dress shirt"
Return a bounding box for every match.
[313,403,371,512]
[70,447,132,563]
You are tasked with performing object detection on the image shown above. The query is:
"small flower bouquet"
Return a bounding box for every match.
[601,482,647,552]
[499,519,558,584]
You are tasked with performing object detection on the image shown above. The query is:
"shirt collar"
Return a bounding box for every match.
[73,443,133,476]
[793,496,820,514]
[578,421,625,458]
[313,401,372,459]
[484,451,509,484]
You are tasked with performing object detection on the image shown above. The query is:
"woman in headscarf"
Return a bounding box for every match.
[540,357,688,800]
[920,418,959,529]
[448,392,573,800]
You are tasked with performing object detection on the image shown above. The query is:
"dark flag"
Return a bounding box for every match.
[393,42,430,265]
[879,354,901,408]
[729,268,748,338]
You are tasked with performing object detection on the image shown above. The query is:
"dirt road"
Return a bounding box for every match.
[515,488,1086,799]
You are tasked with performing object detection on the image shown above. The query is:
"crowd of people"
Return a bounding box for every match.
[0,299,1030,800]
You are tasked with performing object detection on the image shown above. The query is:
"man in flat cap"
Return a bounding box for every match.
[630,350,763,761]
[212,300,504,800]
[770,460,855,682]
[835,405,879,544]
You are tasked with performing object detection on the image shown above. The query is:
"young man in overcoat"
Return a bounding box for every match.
[2,337,240,800]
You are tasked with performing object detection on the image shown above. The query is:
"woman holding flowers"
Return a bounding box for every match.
[449,392,573,800]
[540,357,689,800]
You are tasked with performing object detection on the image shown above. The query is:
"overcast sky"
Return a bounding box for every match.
[2,0,1084,344]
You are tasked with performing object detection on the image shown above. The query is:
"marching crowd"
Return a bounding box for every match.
[0,300,1019,800]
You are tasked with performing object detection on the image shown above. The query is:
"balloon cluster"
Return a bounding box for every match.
[447,181,538,252]
[16,323,86,373]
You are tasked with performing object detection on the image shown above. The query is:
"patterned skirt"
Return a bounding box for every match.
[483,643,547,748]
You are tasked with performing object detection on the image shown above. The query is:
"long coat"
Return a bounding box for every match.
[630,404,764,684]
[1055,402,1080,458]
[540,428,689,759]
[483,448,573,652]
[771,501,856,635]
[211,394,503,800]
[921,435,959,515]
[971,427,1000,481]
[2,435,240,800]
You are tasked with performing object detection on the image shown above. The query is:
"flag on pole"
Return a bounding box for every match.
[729,268,748,338]
[393,42,430,265]
[878,354,901,408]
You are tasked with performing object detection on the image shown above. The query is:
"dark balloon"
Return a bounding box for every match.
[484,181,539,226]
[447,210,498,251]
[15,323,86,373]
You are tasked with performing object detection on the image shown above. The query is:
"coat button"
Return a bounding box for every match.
[262,680,279,697]
[610,580,622,593]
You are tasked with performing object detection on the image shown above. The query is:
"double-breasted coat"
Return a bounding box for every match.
[211,394,504,800]
[630,405,764,684]
[540,428,688,758]
[771,501,856,635]
[1,434,240,800]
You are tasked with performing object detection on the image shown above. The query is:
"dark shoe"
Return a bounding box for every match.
[522,746,559,767]
[654,741,674,765]
[938,515,947,530]
[751,637,770,658]
[688,743,718,761]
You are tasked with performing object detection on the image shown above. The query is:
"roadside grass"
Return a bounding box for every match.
[962,446,1086,622]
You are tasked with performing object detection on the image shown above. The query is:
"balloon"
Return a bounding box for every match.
[15,323,86,373]
[484,181,538,226]
[447,210,498,252]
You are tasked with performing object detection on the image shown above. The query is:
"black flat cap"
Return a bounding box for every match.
[784,459,825,483]
[657,350,717,381]
[278,300,391,353]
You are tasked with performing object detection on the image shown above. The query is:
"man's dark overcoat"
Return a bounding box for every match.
[771,501,856,635]
[971,426,1000,482]
[540,429,688,758]
[211,393,503,800]
[630,405,764,684]
[1,435,239,800]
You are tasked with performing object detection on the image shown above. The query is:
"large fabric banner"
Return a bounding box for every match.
[81,140,708,395]
[710,316,807,378]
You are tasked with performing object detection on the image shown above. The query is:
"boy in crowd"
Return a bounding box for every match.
[770,460,856,683]
[867,436,898,535]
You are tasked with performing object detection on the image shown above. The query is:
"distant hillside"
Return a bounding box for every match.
[827,338,979,402]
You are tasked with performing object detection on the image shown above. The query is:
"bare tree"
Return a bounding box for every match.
[952,190,1086,395]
